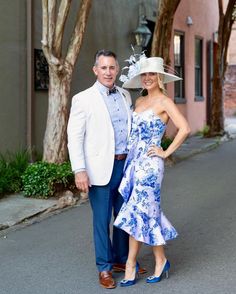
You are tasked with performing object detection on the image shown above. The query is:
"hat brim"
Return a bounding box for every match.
[122,72,182,89]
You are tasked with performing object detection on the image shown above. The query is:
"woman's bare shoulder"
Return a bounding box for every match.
[135,96,145,107]
[159,95,174,106]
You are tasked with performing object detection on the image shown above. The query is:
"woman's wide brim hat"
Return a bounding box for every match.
[122,57,182,89]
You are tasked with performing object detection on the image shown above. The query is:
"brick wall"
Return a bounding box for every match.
[224,65,236,117]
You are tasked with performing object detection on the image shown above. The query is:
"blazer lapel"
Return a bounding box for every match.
[90,84,112,122]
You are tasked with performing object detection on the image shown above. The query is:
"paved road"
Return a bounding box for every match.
[1,140,236,294]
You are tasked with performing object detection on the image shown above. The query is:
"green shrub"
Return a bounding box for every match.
[0,150,30,196]
[161,136,173,151]
[22,161,74,198]
[196,125,210,137]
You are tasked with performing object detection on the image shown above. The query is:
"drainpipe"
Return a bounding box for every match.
[26,0,34,159]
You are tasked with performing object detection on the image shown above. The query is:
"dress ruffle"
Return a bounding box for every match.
[115,204,178,246]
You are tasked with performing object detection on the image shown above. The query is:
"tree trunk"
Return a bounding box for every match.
[210,63,224,135]
[41,0,92,162]
[209,0,236,136]
[151,0,181,64]
[43,68,72,163]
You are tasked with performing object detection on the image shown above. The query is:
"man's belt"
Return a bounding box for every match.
[114,154,127,160]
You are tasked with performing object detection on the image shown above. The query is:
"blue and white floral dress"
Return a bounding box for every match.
[114,109,178,246]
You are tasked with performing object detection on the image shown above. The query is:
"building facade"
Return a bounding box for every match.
[224,22,236,117]
[168,0,219,136]
[0,0,220,154]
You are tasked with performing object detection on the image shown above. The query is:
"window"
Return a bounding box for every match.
[174,32,185,103]
[195,38,204,101]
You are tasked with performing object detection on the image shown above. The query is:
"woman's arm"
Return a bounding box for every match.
[148,97,190,159]
[162,97,190,158]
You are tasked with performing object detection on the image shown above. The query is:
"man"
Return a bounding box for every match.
[67,50,146,289]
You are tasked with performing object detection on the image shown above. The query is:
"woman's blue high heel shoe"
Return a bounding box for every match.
[120,264,139,287]
[146,260,170,283]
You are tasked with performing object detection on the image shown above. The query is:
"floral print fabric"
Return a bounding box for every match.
[114,109,178,246]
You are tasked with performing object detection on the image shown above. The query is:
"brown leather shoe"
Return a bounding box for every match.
[113,263,147,275]
[99,271,116,289]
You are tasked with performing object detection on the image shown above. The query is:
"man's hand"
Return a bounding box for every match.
[75,171,91,193]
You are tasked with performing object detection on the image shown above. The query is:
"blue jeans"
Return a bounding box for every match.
[89,159,129,272]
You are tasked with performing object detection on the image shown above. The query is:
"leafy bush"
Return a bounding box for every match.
[196,125,210,137]
[0,150,30,196]
[161,136,173,151]
[22,161,74,198]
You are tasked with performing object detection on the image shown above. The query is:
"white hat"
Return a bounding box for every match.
[121,56,182,89]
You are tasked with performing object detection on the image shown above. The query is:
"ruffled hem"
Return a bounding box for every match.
[114,206,178,246]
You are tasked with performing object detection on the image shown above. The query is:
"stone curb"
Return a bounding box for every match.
[0,196,89,236]
[171,139,221,163]
[0,192,88,233]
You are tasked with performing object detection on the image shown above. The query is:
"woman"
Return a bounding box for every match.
[114,56,190,286]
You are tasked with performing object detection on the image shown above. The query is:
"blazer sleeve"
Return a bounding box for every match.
[67,95,86,172]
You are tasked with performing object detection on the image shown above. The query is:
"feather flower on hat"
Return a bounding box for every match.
[119,46,147,83]
[120,47,182,89]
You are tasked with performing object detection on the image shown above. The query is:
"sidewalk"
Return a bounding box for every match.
[169,135,220,164]
[0,195,57,230]
[1,117,236,232]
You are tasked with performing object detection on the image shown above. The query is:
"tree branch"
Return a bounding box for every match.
[224,0,236,23]
[48,0,57,50]
[209,0,235,135]
[218,0,223,17]
[42,0,48,48]
[221,0,236,76]
[53,0,72,57]
[42,0,54,65]
[65,0,92,68]
[151,0,181,64]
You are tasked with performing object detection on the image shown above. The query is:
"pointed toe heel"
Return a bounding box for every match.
[120,278,136,287]
[119,264,139,287]
[146,260,170,284]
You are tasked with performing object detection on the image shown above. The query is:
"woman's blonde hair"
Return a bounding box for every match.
[157,73,167,95]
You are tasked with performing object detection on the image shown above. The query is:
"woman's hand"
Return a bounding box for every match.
[147,145,166,159]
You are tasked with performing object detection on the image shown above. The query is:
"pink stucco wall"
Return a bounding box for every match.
[228,23,236,65]
[166,0,219,137]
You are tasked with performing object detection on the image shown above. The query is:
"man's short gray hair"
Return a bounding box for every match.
[94,49,118,66]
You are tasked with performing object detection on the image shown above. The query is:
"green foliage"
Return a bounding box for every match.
[22,161,74,198]
[0,150,75,199]
[197,125,210,137]
[0,150,30,196]
[161,136,173,150]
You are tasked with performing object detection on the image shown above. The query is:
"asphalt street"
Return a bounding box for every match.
[1,139,236,294]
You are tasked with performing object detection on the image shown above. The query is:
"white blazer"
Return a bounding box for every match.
[67,83,132,185]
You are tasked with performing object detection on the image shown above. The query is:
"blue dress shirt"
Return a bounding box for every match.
[96,81,128,155]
